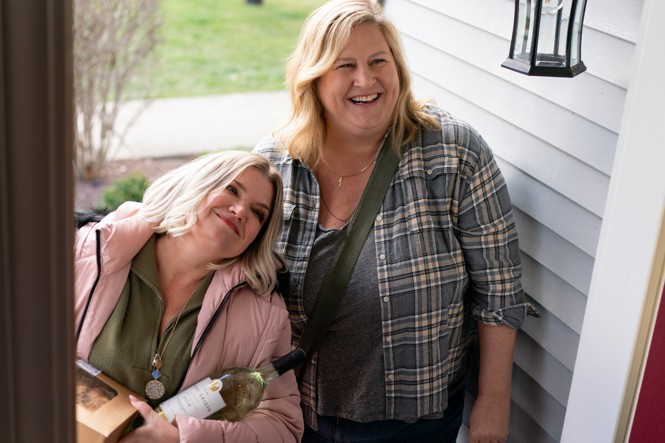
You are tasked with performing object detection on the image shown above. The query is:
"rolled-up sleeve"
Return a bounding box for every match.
[456,142,539,328]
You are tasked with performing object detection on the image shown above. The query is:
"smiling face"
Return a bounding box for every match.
[317,23,400,142]
[191,166,274,262]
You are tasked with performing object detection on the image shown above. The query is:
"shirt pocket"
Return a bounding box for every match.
[401,157,461,249]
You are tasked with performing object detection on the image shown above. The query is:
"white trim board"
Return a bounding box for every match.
[561,0,665,440]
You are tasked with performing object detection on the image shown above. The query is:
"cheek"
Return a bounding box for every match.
[205,191,226,207]
[383,69,400,94]
[317,75,342,106]
[247,223,264,243]
[383,77,400,110]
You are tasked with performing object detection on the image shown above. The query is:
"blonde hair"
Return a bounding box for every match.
[277,0,439,165]
[140,151,284,295]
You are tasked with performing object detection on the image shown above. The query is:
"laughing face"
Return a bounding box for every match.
[317,23,400,141]
[191,166,274,262]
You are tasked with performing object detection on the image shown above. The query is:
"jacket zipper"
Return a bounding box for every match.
[175,281,248,392]
[75,229,102,339]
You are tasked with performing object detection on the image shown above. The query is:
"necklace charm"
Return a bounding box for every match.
[321,155,376,191]
[152,353,163,369]
[145,379,166,400]
[145,352,166,400]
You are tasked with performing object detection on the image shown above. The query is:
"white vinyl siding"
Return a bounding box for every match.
[382,0,644,441]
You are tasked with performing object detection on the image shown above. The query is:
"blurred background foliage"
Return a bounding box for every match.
[135,0,327,99]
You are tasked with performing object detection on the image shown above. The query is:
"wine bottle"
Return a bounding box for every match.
[155,347,305,422]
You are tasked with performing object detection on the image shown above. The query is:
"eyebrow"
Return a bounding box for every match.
[233,179,272,213]
[336,50,390,62]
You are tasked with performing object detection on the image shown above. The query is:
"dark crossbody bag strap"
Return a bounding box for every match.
[295,134,401,368]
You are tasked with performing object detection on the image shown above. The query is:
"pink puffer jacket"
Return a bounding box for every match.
[74,202,303,443]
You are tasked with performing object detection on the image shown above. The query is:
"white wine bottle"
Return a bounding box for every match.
[155,347,305,422]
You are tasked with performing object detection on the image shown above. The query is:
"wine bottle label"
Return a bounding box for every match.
[158,377,226,422]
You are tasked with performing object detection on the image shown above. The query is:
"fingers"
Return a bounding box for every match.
[129,395,158,421]
[121,396,179,443]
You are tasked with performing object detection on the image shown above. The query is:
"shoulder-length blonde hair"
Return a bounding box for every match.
[277,0,439,166]
[140,151,284,295]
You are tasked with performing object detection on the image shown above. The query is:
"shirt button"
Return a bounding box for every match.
[426,169,433,175]
[383,296,389,303]
[379,253,386,260]
[387,374,394,381]
[376,215,382,222]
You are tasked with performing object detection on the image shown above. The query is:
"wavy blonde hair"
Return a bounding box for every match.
[277,0,439,165]
[140,151,284,295]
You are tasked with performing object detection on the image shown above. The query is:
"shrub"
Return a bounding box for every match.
[101,173,151,211]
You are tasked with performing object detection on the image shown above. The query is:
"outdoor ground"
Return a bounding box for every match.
[74,155,197,210]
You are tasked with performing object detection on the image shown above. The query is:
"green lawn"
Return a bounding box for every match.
[145,0,327,98]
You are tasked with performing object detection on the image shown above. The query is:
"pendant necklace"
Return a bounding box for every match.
[321,154,376,190]
[145,292,195,401]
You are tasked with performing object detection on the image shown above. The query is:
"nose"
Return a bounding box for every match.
[354,65,375,88]
[230,203,247,223]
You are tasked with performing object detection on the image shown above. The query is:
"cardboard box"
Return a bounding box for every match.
[75,360,142,443]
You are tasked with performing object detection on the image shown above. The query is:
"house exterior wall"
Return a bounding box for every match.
[562,0,665,439]
[382,0,645,441]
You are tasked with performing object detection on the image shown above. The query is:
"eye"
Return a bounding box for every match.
[226,184,238,195]
[253,209,267,224]
[335,62,355,70]
[371,58,387,66]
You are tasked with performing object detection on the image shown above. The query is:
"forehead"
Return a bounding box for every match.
[234,167,274,203]
[349,23,386,42]
[338,23,390,55]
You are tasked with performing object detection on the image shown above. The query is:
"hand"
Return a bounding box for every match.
[119,395,179,443]
[468,393,510,443]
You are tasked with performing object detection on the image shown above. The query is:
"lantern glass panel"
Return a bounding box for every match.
[569,0,586,64]
[535,0,571,68]
[512,0,537,65]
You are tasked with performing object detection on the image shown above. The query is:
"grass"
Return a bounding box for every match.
[142,0,327,98]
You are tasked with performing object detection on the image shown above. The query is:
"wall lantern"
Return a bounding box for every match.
[502,0,588,77]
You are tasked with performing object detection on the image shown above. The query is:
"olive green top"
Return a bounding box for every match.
[89,235,212,407]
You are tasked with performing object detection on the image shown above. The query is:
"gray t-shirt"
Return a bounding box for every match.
[303,225,386,421]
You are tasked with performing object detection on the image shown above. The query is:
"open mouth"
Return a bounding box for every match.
[349,93,380,104]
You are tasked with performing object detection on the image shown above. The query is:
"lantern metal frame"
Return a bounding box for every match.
[502,0,588,77]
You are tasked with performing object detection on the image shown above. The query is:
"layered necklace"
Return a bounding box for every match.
[318,147,380,223]
[144,292,195,400]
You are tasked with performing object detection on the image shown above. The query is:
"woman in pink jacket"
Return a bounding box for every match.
[74,151,304,443]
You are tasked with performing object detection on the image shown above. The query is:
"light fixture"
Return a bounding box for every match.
[502,0,588,77]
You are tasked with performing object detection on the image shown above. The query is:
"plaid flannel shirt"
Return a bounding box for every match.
[255,105,535,426]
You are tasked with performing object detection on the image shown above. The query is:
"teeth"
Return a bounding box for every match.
[351,93,378,103]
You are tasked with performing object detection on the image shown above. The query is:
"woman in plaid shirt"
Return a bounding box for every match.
[255,1,538,442]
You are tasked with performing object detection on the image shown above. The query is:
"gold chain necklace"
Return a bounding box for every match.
[320,155,376,190]
[320,192,354,223]
[145,291,196,400]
